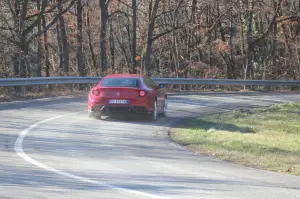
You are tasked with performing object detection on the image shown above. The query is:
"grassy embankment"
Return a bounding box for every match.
[170,101,300,176]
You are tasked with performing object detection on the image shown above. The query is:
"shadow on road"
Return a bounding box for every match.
[175,118,255,134]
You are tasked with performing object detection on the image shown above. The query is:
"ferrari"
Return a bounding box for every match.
[88,74,167,121]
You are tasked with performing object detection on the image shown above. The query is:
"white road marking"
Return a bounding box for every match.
[14,111,172,199]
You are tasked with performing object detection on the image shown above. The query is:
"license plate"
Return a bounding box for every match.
[108,99,128,104]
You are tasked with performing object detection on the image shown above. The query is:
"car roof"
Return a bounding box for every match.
[104,74,144,78]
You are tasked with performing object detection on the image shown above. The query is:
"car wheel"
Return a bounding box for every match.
[149,100,157,121]
[161,97,168,117]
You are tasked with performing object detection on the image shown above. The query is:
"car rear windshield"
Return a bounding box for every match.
[100,77,140,87]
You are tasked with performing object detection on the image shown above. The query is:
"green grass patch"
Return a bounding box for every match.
[170,102,300,176]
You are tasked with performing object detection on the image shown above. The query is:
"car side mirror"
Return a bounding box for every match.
[157,84,165,89]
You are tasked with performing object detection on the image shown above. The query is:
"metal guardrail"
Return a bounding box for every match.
[0,77,101,87]
[152,78,300,86]
[1,76,300,87]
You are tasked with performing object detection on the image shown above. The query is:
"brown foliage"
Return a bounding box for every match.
[0,0,299,81]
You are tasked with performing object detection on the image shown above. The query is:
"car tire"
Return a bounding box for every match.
[148,100,157,121]
[161,97,168,117]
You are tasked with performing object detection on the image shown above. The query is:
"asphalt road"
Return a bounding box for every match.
[1,92,300,199]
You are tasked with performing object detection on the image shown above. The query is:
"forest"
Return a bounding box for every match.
[0,0,300,81]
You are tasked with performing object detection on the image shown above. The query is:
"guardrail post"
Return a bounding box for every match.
[47,84,53,92]
[68,84,73,93]
[21,86,26,95]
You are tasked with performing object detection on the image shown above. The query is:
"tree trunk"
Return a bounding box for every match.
[19,41,29,78]
[56,22,63,70]
[57,0,69,73]
[207,5,212,67]
[229,10,235,78]
[238,0,246,79]
[99,0,108,73]
[245,0,254,80]
[85,5,97,74]
[43,14,50,77]
[109,16,115,71]
[76,0,85,76]
[271,21,277,78]
[132,0,137,73]
[36,0,42,77]
[144,0,160,76]
[171,6,179,79]
[17,0,29,78]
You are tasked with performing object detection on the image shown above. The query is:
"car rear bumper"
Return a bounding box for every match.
[89,105,150,115]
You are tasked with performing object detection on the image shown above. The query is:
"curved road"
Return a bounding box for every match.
[1,92,300,199]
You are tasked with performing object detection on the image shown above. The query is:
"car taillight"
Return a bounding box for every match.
[92,89,100,96]
[139,90,146,97]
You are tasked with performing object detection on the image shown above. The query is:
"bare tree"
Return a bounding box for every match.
[76,0,85,76]
[99,0,108,73]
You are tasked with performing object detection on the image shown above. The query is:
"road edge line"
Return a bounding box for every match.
[14,111,172,199]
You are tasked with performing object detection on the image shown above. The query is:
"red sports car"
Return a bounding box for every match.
[88,74,167,121]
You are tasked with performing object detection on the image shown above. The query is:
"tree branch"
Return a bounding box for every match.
[25,0,72,20]
[23,0,48,36]
[109,10,133,18]
[151,24,187,42]
[251,0,282,45]
[26,0,76,44]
